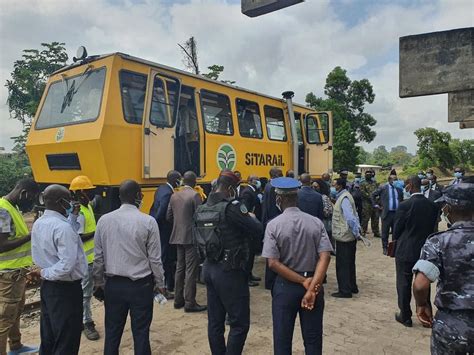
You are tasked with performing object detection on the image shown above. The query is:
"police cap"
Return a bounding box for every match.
[271,177,301,195]
[435,181,474,208]
[339,169,349,175]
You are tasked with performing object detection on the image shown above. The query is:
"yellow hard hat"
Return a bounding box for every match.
[70,175,96,191]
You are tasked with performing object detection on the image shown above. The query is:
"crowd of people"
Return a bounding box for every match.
[0,165,471,355]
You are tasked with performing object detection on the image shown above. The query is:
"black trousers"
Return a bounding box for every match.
[272,276,324,355]
[39,280,83,355]
[104,275,154,355]
[161,236,176,291]
[395,259,431,319]
[335,240,357,295]
[203,262,250,355]
[381,211,396,249]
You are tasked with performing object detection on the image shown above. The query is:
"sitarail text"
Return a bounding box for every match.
[245,153,285,166]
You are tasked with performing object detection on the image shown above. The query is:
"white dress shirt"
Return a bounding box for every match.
[32,210,87,281]
[93,203,165,288]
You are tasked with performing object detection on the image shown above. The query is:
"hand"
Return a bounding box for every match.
[301,290,316,311]
[301,278,312,290]
[154,286,166,295]
[416,305,433,328]
[248,212,256,219]
[72,202,81,216]
[26,266,42,283]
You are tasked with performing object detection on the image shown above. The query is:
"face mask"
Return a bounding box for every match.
[454,172,462,179]
[58,198,73,217]
[255,180,261,190]
[418,174,424,179]
[354,178,361,183]
[134,199,143,209]
[229,187,236,200]
[403,188,411,200]
[441,206,451,225]
[421,185,428,193]
[324,180,330,186]
[426,173,433,179]
[330,187,337,198]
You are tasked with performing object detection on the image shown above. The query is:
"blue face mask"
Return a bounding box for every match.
[454,172,463,179]
[58,198,73,216]
[255,180,262,190]
[418,174,425,179]
[426,173,433,179]
[403,188,411,200]
[330,187,337,198]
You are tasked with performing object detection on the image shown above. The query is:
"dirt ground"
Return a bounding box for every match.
[19,231,434,355]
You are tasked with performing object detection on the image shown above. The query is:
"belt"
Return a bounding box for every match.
[296,271,315,277]
[43,279,82,285]
[106,274,153,283]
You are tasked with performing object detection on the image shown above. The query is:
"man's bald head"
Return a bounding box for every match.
[183,171,197,187]
[43,184,71,213]
[167,170,182,187]
[322,173,330,182]
[300,173,311,186]
[269,167,283,179]
[119,180,141,205]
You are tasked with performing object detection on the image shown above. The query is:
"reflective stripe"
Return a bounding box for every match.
[0,250,31,262]
[85,248,94,256]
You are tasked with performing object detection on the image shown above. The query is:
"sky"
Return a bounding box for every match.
[0,0,473,154]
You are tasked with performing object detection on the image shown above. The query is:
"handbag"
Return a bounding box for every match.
[387,240,396,258]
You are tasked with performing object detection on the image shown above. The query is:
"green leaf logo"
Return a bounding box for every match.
[217,143,236,170]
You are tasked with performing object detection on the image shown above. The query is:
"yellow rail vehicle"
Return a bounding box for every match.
[26,50,333,212]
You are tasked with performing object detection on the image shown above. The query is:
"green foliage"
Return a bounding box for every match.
[306,66,377,171]
[371,145,393,167]
[0,153,32,196]
[414,128,455,170]
[5,42,68,151]
[356,146,372,164]
[203,65,236,85]
[449,138,474,167]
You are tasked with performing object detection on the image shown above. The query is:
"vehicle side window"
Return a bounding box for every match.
[306,113,329,144]
[200,90,233,135]
[236,98,263,139]
[119,71,147,124]
[294,112,303,144]
[264,105,286,141]
[149,75,179,127]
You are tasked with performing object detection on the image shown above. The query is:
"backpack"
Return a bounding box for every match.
[193,202,227,263]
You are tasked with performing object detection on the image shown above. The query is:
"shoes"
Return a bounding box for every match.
[163,290,175,300]
[395,312,413,327]
[7,345,39,354]
[184,304,207,313]
[83,322,100,341]
[383,248,388,256]
[174,302,184,309]
[373,234,381,239]
[248,280,259,287]
[331,292,352,298]
[352,288,359,294]
[250,274,261,282]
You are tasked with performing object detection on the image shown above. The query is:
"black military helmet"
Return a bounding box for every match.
[436,179,474,209]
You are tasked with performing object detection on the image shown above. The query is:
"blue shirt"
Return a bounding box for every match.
[337,189,361,237]
[32,210,87,281]
[388,184,399,211]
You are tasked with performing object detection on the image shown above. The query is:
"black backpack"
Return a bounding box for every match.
[192,201,227,263]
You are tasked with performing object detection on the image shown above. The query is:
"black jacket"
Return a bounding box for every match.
[240,185,262,221]
[393,194,438,262]
[297,186,324,220]
[371,183,403,220]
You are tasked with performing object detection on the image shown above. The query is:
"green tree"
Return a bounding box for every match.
[356,146,372,164]
[414,128,455,170]
[449,138,474,167]
[389,145,412,166]
[306,66,376,171]
[0,153,32,196]
[5,42,68,152]
[371,145,393,167]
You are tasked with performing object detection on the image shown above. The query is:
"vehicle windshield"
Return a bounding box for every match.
[36,67,106,129]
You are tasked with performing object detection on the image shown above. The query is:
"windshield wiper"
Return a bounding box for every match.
[60,65,93,113]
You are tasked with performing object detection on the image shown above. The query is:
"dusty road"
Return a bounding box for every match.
[20,233,433,354]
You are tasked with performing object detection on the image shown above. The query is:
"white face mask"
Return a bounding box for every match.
[228,186,236,200]
[441,205,451,225]
[275,197,282,212]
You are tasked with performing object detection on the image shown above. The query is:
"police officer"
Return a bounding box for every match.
[412,178,474,354]
[0,179,39,355]
[69,175,100,341]
[194,170,263,355]
[262,178,333,355]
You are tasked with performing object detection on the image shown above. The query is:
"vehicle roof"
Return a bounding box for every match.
[53,52,314,111]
